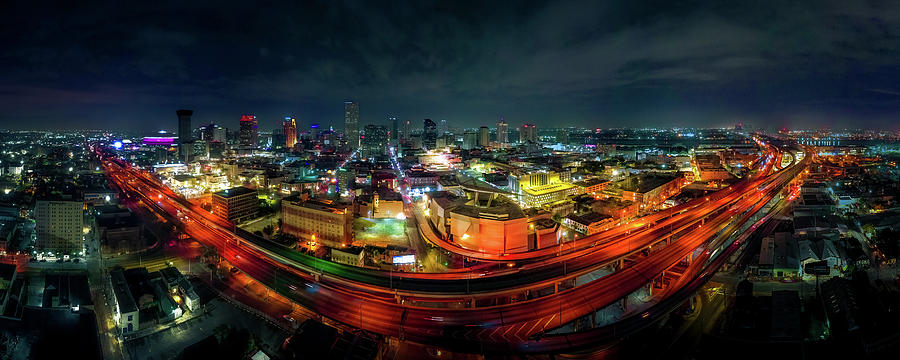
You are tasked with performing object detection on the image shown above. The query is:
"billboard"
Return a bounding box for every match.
[392,254,415,265]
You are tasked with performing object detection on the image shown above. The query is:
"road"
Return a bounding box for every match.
[95,138,808,353]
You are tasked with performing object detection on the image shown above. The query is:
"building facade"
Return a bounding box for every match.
[283,117,297,148]
[344,101,360,150]
[35,199,83,254]
[520,123,537,143]
[110,269,139,334]
[239,114,258,148]
[282,198,353,245]
[176,109,194,163]
[211,186,258,223]
[522,183,579,208]
[362,124,388,158]
[423,118,437,149]
[478,126,490,147]
[497,118,508,144]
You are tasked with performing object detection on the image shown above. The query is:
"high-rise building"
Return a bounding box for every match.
[520,123,537,143]
[199,122,215,141]
[213,126,227,143]
[177,109,193,144]
[271,128,285,150]
[423,118,437,149]
[402,120,411,140]
[344,101,360,150]
[478,126,490,147]
[310,124,320,141]
[497,118,509,144]
[176,109,194,163]
[35,199,83,254]
[362,124,388,157]
[462,130,477,150]
[239,115,258,148]
[389,116,399,145]
[440,119,448,135]
[283,117,297,148]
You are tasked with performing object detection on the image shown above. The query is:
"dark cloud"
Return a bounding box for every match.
[2,0,900,131]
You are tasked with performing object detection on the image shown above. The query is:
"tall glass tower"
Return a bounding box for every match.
[344,101,360,150]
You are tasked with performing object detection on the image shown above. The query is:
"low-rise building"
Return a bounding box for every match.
[110,269,139,334]
[282,197,353,246]
[178,278,200,311]
[405,169,440,189]
[693,153,733,181]
[331,246,365,267]
[617,173,685,211]
[0,264,17,317]
[529,218,560,249]
[574,178,610,195]
[427,191,529,254]
[582,196,641,220]
[564,212,616,235]
[758,232,800,278]
[373,191,404,219]
[522,183,579,208]
[96,206,143,253]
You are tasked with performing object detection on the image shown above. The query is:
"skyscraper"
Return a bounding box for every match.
[310,124,320,141]
[423,118,437,149]
[239,114,258,148]
[283,116,297,148]
[478,126,490,147]
[212,126,227,143]
[344,101,360,150]
[177,109,193,144]
[200,122,215,141]
[176,109,194,163]
[462,130,477,150]
[362,124,388,157]
[440,119,448,135]
[389,116,399,145]
[402,120,411,141]
[520,123,537,143]
[497,118,508,144]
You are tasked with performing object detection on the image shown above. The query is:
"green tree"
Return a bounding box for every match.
[202,246,219,265]
[582,161,605,175]
[862,223,876,238]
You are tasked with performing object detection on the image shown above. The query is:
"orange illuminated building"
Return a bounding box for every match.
[283,117,297,148]
[427,191,529,254]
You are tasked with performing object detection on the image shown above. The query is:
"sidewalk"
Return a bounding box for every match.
[123,308,208,341]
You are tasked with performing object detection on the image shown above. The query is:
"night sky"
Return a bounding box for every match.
[3,0,900,132]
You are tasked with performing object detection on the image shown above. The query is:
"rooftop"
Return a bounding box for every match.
[566,212,613,226]
[450,196,526,221]
[573,178,609,188]
[618,173,679,193]
[523,183,576,196]
[110,270,138,314]
[213,186,256,198]
[284,197,348,214]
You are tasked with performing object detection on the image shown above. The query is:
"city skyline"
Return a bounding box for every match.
[5,1,900,131]
[3,2,900,359]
